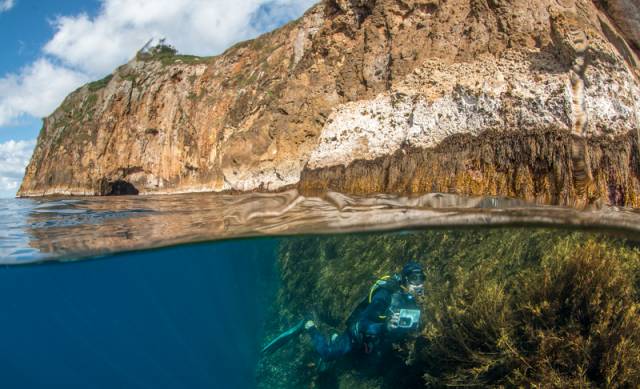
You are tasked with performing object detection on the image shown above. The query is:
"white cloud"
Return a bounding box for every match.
[0,0,15,13]
[44,0,316,76]
[0,0,316,126]
[0,139,35,198]
[0,0,316,192]
[0,59,89,126]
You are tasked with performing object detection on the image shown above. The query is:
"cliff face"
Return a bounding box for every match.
[18,0,640,206]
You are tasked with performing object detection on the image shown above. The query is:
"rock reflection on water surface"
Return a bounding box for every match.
[1,190,639,263]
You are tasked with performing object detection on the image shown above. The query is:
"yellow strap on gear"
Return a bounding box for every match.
[368,275,391,303]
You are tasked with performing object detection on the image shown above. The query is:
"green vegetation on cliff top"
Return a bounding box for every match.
[136,43,211,66]
[87,74,113,92]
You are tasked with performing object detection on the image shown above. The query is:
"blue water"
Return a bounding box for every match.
[0,239,278,389]
[2,193,640,388]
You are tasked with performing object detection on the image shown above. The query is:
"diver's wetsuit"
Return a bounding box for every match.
[308,287,395,361]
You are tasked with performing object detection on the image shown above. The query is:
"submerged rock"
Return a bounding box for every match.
[258,229,640,388]
[18,0,640,206]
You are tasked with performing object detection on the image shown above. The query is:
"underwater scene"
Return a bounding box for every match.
[2,192,640,388]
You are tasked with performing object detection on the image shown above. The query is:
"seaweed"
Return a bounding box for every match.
[258,228,640,388]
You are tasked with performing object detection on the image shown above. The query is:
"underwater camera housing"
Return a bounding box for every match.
[397,309,421,330]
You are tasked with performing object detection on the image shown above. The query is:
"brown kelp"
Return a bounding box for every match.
[258,228,640,388]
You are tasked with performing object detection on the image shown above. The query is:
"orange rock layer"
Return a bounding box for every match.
[17,0,640,207]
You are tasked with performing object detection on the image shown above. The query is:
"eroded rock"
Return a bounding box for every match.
[18,0,640,206]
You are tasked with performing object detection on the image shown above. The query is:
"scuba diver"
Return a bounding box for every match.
[261,261,426,363]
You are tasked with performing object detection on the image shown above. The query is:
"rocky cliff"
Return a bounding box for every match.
[18,0,640,207]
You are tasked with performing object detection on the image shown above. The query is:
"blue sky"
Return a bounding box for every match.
[0,0,315,197]
[0,0,100,142]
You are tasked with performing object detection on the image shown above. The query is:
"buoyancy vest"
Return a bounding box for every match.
[346,275,401,329]
[345,275,422,354]
[348,275,422,331]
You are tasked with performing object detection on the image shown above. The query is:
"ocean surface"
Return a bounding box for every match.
[1,191,640,388]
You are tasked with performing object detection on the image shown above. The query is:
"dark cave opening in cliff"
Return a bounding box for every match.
[100,179,140,196]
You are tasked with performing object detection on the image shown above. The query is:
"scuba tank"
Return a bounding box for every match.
[345,274,402,329]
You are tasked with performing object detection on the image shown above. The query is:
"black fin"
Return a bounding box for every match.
[260,320,305,355]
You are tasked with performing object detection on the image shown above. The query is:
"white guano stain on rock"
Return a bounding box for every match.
[583,59,640,136]
[308,50,640,170]
[222,159,302,192]
[17,0,640,198]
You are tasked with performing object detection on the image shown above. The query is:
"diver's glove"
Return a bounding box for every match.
[387,311,401,331]
[304,320,316,330]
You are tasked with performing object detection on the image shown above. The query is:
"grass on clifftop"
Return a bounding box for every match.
[87,74,113,92]
[136,43,211,66]
[259,228,640,388]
